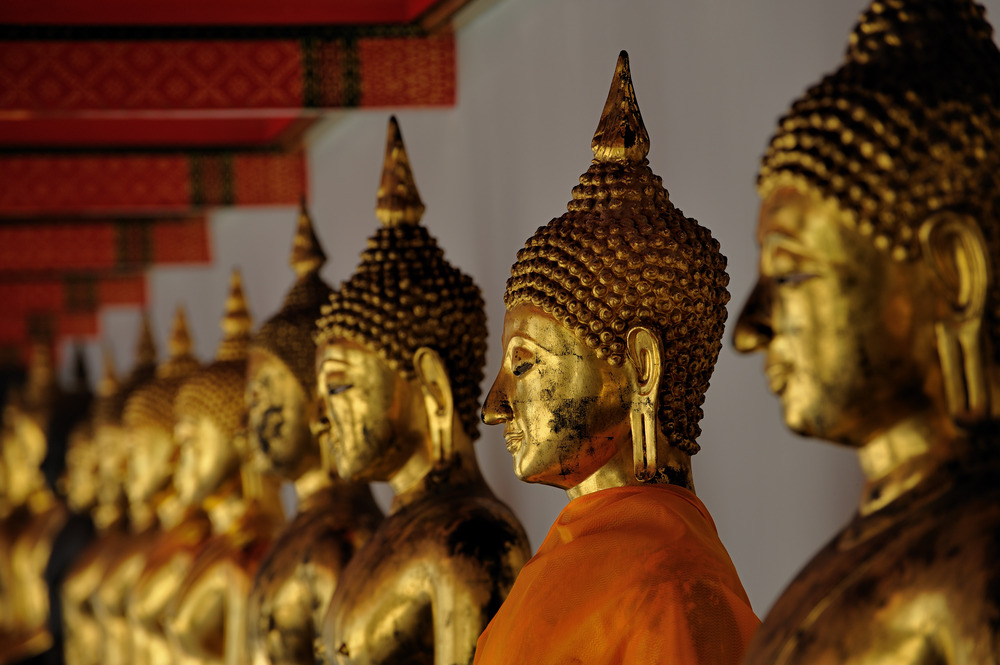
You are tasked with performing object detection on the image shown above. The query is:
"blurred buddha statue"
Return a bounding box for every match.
[734,1,1000,663]
[476,52,759,665]
[63,324,158,665]
[0,343,67,663]
[128,312,214,665]
[316,117,530,665]
[246,201,382,665]
[94,309,200,665]
[165,270,285,665]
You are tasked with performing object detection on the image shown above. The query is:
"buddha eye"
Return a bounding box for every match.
[327,384,353,396]
[773,272,816,287]
[512,361,534,377]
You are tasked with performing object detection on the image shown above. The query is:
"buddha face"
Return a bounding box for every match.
[245,348,312,479]
[315,339,425,482]
[66,428,99,513]
[482,304,633,489]
[173,412,238,507]
[95,422,127,507]
[734,185,936,447]
[126,423,175,508]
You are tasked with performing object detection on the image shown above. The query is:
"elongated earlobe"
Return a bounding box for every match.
[625,326,662,481]
[413,347,454,468]
[919,213,992,423]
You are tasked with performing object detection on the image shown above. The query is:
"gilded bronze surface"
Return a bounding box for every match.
[735,1,1000,662]
[315,117,530,665]
[0,344,67,663]
[165,271,285,665]
[93,309,200,665]
[246,199,383,665]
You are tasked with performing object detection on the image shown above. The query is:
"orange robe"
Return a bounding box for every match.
[474,485,759,665]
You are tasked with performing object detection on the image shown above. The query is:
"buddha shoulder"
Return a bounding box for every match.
[749,474,1000,664]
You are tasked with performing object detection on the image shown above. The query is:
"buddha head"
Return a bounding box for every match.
[482,52,730,493]
[734,0,1000,449]
[174,270,253,508]
[246,200,332,480]
[123,308,200,512]
[314,117,487,484]
[94,317,158,515]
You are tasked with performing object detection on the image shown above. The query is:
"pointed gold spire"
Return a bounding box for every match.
[375,116,425,227]
[591,51,650,164]
[24,341,55,408]
[217,269,253,361]
[290,195,327,277]
[98,343,118,399]
[135,311,158,369]
[169,306,194,359]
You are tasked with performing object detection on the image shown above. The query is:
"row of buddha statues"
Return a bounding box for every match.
[2,0,1000,662]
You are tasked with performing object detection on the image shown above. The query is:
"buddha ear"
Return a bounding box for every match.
[918,212,991,421]
[625,326,662,481]
[413,347,454,468]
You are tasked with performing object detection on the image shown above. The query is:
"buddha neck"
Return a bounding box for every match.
[204,476,245,534]
[294,466,332,506]
[9,469,48,511]
[26,483,58,515]
[856,412,962,516]
[129,501,157,533]
[130,486,173,533]
[156,493,187,530]
[94,501,127,533]
[388,434,486,513]
[566,438,693,501]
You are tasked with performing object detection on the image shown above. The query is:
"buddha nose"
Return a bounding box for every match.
[481,374,512,426]
[733,280,774,354]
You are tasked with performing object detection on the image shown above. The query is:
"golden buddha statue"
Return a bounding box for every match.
[63,324,158,665]
[246,201,382,665]
[93,308,200,665]
[733,1,1000,663]
[315,116,530,665]
[475,52,759,665]
[165,270,285,665]
[0,343,68,663]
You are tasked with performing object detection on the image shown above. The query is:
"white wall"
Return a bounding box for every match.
[65,0,1000,615]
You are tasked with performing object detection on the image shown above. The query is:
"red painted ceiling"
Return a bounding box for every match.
[0,0,467,361]
[0,0,443,26]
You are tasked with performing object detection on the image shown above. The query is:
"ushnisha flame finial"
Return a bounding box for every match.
[291,195,327,278]
[98,343,118,399]
[135,312,158,369]
[24,342,55,411]
[591,51,650,164]
[169,306,193,359]
[217,269,253,362]
[375,117,426,228]
[157,306,199,380]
